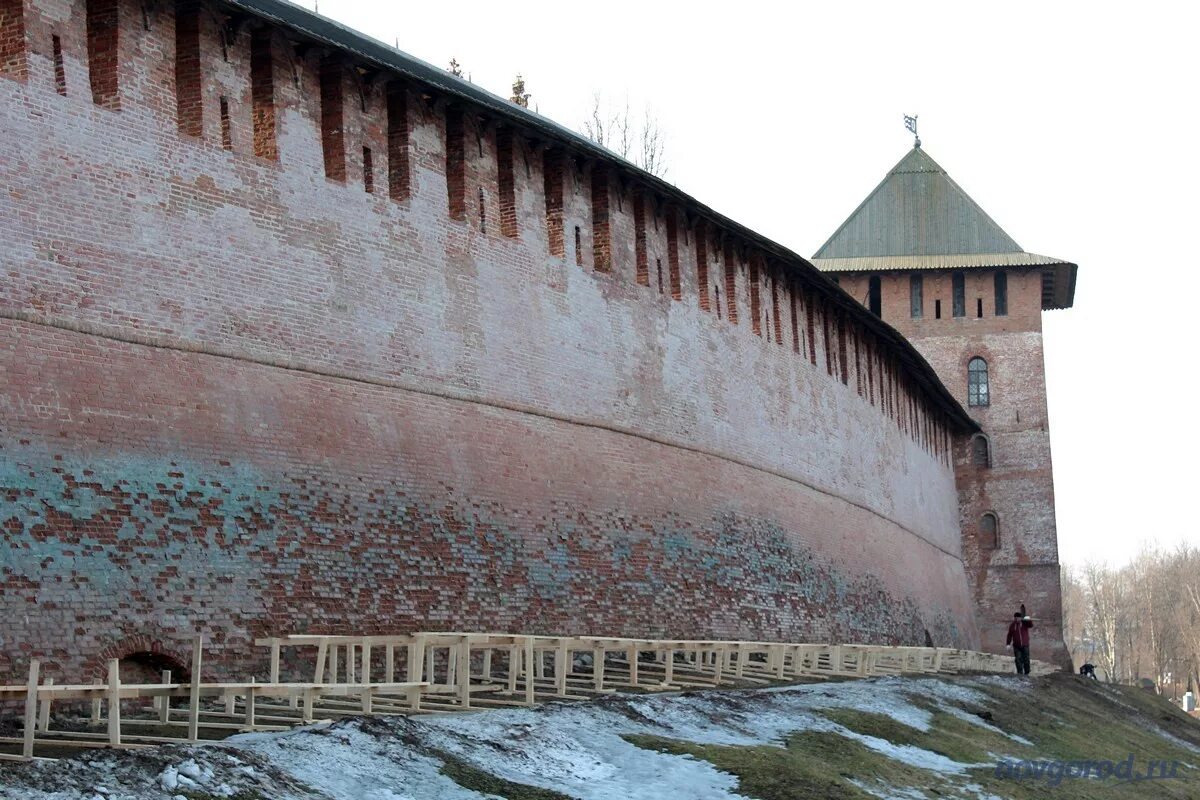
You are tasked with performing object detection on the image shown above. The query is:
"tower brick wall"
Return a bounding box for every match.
[1,0,978,679]
[835,269,1071,669]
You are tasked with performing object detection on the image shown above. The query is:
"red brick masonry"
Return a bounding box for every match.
[1,0,979,678]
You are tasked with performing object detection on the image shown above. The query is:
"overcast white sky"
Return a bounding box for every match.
[310,0,1197,569]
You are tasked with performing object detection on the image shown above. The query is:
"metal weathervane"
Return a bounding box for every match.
[904,114,921,148]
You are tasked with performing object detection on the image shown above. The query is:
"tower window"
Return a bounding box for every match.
[976,297,983,318]
[994,271,1008,316]
[967,356,989,407]
[868,275,882,317]
[971,433,991,467]
[980,512,999,549]
[910,273,923,318]
[952,272,965,317]
[935,299,942,319]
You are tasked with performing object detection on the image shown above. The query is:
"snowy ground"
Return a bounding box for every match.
[0,676,1108,800]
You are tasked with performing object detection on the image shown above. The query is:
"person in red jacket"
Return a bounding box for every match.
[1006,609,1034,675]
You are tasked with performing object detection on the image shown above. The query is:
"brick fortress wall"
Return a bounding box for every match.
[0,0,978,679]
[835,269,1071,670]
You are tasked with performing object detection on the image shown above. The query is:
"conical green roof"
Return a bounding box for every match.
[811,147,1077,309]
[814,147,1022,259]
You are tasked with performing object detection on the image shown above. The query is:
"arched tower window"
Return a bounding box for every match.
[868,275,882,317]
[971,433,991,467]
[980,512,999,550]
[968,357,989,407]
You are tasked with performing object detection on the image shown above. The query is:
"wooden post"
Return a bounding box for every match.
[314,640,328,684]
[533,646,543,680]
[159,670,172,723]
[457,637,471,709]
[425,646,435,686]
[188,635,203,743]
[407,684,421,712]
[347,643,356,684]
[107,659,122,747]
[664,648,674,686]
[385,644,395,683]
[21,659,39,760]
[627,645,638,686]
[506,646,519,694]
[592,646,604,691]
[407,635,424,682]
[330,645,339,685]
[361,643,372,685]
[246,681,257,730]
[482,648,493,682]
[38,677,53,732]
[523,637,535,707]
[302,688,315,723]
[91,698,102,725]
[712,647,723,685]
[556,641,568,697]
[269,640,281,684]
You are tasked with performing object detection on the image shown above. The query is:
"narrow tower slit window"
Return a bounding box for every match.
[967,356,989,407]
[935,299,942,319]
[952,271,966,317]
[868,274,882,317]
[363,147,374,193]
[910,273,923,318]
[976,297,983,318]
[51,34,65,94]
[574,225,582,267]
[994,270,1008,316]
[219,96,232,150]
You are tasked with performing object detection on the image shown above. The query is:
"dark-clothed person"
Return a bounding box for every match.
[1006,612,1034,675]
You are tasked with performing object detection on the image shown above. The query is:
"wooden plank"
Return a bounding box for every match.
[38,677,53,732]
[107,659,121,747]
[158,670,172,723]
[523,637,535,707]
[188,635,203,743]
[22,659,39,760]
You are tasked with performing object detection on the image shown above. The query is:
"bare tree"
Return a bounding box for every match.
[1083,561,1125,682]
[582,93,669,178]
[1065,544,1200,694]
